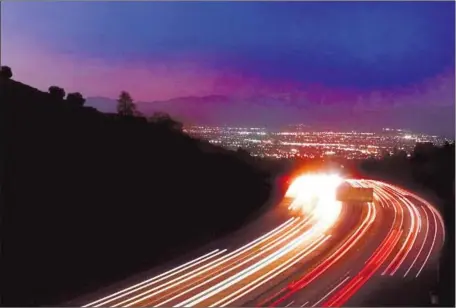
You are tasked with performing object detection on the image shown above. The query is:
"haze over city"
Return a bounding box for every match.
[3,1,455,137]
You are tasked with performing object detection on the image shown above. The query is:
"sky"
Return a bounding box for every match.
[2,1,455,136]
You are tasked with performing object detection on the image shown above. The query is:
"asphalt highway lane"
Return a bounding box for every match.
[80,178,445,307]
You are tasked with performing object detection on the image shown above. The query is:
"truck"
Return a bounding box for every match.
[336,182,374,203]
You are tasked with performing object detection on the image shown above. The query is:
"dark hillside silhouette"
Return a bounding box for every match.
[1,76,276,306]
[149,111,184,132]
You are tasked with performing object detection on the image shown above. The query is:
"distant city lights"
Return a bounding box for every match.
[184,126,447,160]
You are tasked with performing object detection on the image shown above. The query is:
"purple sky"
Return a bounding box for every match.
[2,2,455,136]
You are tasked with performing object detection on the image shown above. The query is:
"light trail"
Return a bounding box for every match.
[174,174,344,307]
[81,177,445,308]
[271,180,444,308]
[119,218,305,307]
[323,229,404,307]
[82,249,225,307]
[311,276,351,307]
[86,217,297,307]
[389,194,421,276]
[382,189,418,276]
[285,301,295,307]
[416,202,438,278]
[211,236,331,307]
[177,224,324,307]
[382,183,445,244]
[291,201,376,289]
[404,205,430,277]
[264,199,376,307]
[109,248,229,307]
[152,218,312,307]
[320,180,444,307]
[380,187,404,276]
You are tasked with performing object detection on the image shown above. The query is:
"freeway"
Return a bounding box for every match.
[80,175,445,307]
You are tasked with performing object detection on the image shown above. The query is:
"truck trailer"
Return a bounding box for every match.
[336,182,374,203]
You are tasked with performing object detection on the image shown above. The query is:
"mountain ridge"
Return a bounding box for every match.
[85,96,455,138]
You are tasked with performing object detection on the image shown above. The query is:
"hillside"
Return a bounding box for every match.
[1,78,277,306]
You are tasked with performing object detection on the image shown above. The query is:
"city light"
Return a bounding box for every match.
[184,126,446,160]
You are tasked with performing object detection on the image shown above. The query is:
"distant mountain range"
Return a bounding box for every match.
[85,95,309,126]
[85,95,455,138]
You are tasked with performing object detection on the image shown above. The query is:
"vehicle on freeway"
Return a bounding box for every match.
[336,182,374,203]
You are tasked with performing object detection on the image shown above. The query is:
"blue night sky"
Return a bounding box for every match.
[2,1,455,135]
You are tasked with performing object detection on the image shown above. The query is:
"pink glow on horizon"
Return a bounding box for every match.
[2,39,454,108]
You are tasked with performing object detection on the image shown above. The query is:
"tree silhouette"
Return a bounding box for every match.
[48,86,66,100]
[66,92,86,107]
[0,66,13,79]
[117,91,137,116]
[149,112,183,131]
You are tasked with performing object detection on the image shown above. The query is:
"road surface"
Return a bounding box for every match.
[79,178,445,307]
